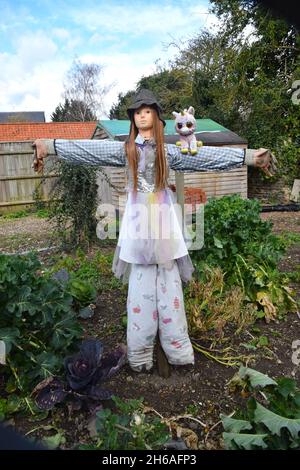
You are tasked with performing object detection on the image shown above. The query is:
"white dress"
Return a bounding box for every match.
[112,135,195,284]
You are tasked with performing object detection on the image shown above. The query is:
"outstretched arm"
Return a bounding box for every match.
[32,138,126,172]
[167,144,277,176]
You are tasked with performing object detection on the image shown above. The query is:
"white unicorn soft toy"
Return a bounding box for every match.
[172,106,203,155]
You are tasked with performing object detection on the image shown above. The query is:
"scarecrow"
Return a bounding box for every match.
[33,88,277,372]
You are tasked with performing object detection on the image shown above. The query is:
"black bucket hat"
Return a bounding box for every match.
[126,88,166,127]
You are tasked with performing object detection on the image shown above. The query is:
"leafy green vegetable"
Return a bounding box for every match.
[0,253,83,399]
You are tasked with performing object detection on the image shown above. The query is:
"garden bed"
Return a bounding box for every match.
[1,210,300,450]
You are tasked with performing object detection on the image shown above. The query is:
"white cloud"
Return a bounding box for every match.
[0,1,219,120]
[52,27,84,51]
[52,28,70,40]
[69,2,211,38]
[79,44,176,118]
[0,30,71,119]
[15,31,58,68]
[89,32,120,46]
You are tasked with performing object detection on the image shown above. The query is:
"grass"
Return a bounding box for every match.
[0,208,50,220]
[278,231,300,246]
[1,210,30,219]
[285,269,300,283]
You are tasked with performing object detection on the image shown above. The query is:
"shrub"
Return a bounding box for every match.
[47,161,99,250]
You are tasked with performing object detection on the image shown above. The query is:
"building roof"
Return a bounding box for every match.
[0,111,45,123]
[0,122,98,142]
[96,119,247,145]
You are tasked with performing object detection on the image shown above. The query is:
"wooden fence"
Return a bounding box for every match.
[0,141,58,214]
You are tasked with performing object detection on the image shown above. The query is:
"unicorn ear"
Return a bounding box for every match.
[187,106,195,115]
[172,111,179,118]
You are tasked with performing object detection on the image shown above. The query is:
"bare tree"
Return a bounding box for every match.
[63,59,113,120]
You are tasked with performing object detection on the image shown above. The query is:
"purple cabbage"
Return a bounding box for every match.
[33,339,126,411]
[65,339,103,390]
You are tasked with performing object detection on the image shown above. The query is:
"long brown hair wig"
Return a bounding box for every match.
[125,106,168,193]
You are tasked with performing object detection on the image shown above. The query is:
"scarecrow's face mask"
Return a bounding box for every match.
[133,106,154,132]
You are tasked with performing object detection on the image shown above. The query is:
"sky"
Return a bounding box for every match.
[0,0,219,120]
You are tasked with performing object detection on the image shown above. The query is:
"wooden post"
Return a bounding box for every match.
[175,172,185,215]
[291,179,300,202]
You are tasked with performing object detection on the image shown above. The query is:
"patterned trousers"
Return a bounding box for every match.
[126,261,194,371]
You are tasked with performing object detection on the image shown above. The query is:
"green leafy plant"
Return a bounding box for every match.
[222,367,300,449]
[191,195,285,273]
[49,266,97,318]
[49,249,126,311]
[0,253,83,400]
[78,396,170,450]
[190,195,298,320]
[48,248,120,317]
[49,248,112,291]
[68,278,97,308]
[233,254,298,321]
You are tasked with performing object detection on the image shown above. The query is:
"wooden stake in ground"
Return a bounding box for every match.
[155,335,171,378]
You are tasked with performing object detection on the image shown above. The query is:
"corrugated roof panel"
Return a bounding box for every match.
[98,118,229,137]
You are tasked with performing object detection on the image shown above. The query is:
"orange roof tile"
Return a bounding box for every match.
[0,122,98,142]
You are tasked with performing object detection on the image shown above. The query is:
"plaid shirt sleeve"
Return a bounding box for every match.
[166,144,246,172]
[54,139,126,167]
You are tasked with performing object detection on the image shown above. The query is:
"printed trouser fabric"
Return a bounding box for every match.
[126,261,195,371]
